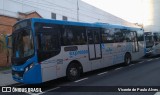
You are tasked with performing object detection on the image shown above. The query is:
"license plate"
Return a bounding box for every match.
[15,74,19,77]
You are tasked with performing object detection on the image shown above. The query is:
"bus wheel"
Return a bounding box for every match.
[124,53,131,65]
[66,63,80,81]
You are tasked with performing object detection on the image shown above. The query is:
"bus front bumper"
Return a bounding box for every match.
[12,64,42,84]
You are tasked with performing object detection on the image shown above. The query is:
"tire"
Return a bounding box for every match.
[124,53,131,65]
[66,63,80,81]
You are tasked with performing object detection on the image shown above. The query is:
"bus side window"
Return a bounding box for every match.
[61,26,86,46]
[137,30,144,41]
[101,29,114,43]
[131,31,138,42]
[114,28,124,42]
[72,26,86,45]
[125,31,132,42]
[62,28,73,45]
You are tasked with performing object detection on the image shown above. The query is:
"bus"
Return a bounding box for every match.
[6,18,145,84]
[144,32,160,56]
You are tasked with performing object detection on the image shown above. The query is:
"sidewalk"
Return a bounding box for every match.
[0,69,17,86]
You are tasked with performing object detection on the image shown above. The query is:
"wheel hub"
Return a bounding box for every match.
[70,68,78,76]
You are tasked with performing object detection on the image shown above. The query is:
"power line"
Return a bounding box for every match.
[9,0,77,20]
[3,0,130,24]
[12,0,112,19]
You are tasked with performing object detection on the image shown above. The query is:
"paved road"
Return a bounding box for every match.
[41,56,160,95]
[2,56,160,95]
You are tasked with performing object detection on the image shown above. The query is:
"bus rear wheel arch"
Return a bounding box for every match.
[124,52,132,65]
[66,61,83,81]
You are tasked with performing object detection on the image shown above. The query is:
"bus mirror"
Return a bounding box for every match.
[6,35,12,49]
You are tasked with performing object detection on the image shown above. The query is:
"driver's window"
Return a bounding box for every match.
[37,32,56,51]
[34,22,61,62]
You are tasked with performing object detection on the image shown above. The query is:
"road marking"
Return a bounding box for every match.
[129,64,135,66]
[147,59,153,61]
[16,84,27,87]
[154,92,160,95]
[138,61,145,64]
[115,67,123,71]
[155,58,160,60]
[10,83,25,87]
[26,92,34,95]
[97,71,108,75]
[74,77,88,83]
[35,87,60,95]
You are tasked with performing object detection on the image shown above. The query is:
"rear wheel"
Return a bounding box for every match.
[66,63,81,81]
[124,53,131,65]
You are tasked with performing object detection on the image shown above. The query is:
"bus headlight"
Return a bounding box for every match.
[25,63,34,72]
[29,63,34,69]
[25,67,29,72]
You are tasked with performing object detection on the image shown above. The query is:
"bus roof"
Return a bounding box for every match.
[23,18,142,30]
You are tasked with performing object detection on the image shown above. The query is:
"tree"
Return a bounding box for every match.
[0,33,10,66]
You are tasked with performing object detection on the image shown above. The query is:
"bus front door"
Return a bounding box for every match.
[87,29,102,70]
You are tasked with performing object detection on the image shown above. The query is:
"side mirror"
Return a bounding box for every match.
[6,35,12,49]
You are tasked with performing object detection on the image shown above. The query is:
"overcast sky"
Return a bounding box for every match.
[82,0,143,23]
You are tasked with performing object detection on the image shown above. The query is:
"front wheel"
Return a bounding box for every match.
[124,53,131,65]
[66,63,80,81]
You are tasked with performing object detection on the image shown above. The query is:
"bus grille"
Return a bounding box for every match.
[12,70,24,79]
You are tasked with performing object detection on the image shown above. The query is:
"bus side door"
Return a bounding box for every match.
[131,31,139,53]
[87,28,102,70]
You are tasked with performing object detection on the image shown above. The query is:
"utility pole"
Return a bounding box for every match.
[77,0,79,21]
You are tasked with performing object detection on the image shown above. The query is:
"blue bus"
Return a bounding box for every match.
[7,18,145,84]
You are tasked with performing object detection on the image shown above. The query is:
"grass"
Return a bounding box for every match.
[0,66,11,72]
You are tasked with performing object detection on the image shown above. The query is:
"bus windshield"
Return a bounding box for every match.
[153,33,160,42]
[12,28,34,58]
[145,35,154,48]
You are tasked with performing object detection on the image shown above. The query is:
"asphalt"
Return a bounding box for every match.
[43,56,160,95]
[0,56,160,95]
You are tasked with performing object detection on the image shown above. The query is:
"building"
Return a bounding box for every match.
[142,0,160,33]
[0,0,137,66]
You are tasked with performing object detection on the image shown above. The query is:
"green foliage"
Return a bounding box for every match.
[0,34,7,53]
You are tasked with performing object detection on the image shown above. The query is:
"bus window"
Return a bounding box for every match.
[101,29,114,43]
[126,31,132,42]
[61,26,86,46]
[34,22,61,62]
[120,29,132,42]
[137,30,144,41]
[62,28,74,45]
[114,29,125,42]
[94,30,100,44]
[38,32,58,51]
[153,33,160,42]
[87,30,94,44]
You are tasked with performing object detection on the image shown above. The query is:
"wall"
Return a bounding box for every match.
[0,0,138,66]
[0,0,136,26]
[143,0,160,32]
[0,13,41,66]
